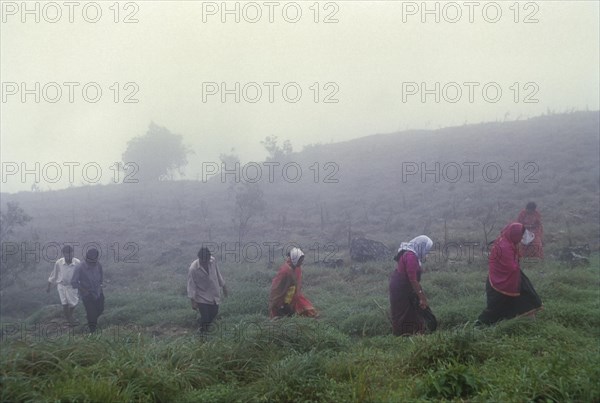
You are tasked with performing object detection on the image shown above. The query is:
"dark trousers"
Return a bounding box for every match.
[82,293,105,333]
[478,272,542,325]
[197,303,219,332]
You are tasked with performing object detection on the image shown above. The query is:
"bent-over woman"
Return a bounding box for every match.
[389,235,435,336]
[478,222,543,324]
[269,247,317,319]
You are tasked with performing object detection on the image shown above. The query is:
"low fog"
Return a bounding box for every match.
[1,1,599,192]
[1,2,600,402]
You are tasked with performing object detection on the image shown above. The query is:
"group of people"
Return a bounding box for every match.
[48,202,544,335]
[47,246,105,333]
[389,202,544,335]
[186,246,317,333]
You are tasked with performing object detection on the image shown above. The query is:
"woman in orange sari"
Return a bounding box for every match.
[269,247,317,319]
[517,202,543,258]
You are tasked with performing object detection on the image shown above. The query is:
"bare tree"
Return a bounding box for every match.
[232,183,265,245]
[261,136,293,161]
[480,205,497,246]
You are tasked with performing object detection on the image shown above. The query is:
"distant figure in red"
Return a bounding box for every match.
[518,202,543,259]
[478,222,543,325]
[269,248,317,319]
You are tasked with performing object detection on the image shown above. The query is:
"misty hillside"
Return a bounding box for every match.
[1,111,599,271]
[1,112,599,402]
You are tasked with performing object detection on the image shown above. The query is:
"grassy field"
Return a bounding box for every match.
[1,112,599,401]
[1,255,598,402]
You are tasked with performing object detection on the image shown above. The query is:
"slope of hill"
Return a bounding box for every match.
[1,112,599,402]
[2,111,598,268]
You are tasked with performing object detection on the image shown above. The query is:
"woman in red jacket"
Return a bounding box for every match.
[478,222,543,325]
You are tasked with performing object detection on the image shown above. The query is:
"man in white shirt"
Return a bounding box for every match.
[187,247,228,332]
[47,245,80,325]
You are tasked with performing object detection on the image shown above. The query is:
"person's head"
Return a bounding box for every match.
[411,235,434,262]
[62,245,74,263]
[289,247,304,268]
[526,201,537,212]
[198,247,211,265]
[85,248,99,264]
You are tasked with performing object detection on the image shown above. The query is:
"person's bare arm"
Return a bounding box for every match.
[409,279,428,309]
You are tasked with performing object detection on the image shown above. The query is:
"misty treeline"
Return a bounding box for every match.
[118,123,300,245]
[120,122,293,182]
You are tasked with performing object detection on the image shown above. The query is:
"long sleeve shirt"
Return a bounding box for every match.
[71,261,104,299]
[396,251,422,283]
[48,257,81,286]
[187,257,225,305]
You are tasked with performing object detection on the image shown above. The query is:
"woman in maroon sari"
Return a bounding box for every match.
[517,201,544,259]
[269,248,317,319]
[478,222,543,325]
[389,235,435,336]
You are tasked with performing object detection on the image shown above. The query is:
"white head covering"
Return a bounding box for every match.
[289,247,304,266]
[521,229,535,245]
[398,235,433,263]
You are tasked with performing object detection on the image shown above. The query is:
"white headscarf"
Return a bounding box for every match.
[289,247,304,266]
[398,235,433,263]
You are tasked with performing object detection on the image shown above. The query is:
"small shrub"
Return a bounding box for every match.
[417,360,482,399]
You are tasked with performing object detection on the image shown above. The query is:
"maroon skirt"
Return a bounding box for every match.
[389,270,425,336]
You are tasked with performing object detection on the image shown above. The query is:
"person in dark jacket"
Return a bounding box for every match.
[71,248,104,333]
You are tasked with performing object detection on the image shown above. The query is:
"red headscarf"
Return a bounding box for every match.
[488,222,525,296]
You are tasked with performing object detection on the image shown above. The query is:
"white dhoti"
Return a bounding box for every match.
[57,284,79,307]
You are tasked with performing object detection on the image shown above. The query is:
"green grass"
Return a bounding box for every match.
[1,256,599,402]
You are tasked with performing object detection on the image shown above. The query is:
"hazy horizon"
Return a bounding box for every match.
[2,1,599,193]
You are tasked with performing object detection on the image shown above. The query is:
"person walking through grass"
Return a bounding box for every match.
[269,247,317,319]
[478,222,543,325]
[47,245,80,326]
[71,248,104,334]
[188,247,228,333]
[389,235,436,336]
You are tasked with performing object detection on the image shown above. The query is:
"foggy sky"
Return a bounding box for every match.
[1,1,599,193]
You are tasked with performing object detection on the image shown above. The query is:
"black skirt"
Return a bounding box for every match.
[478,270,543,325]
